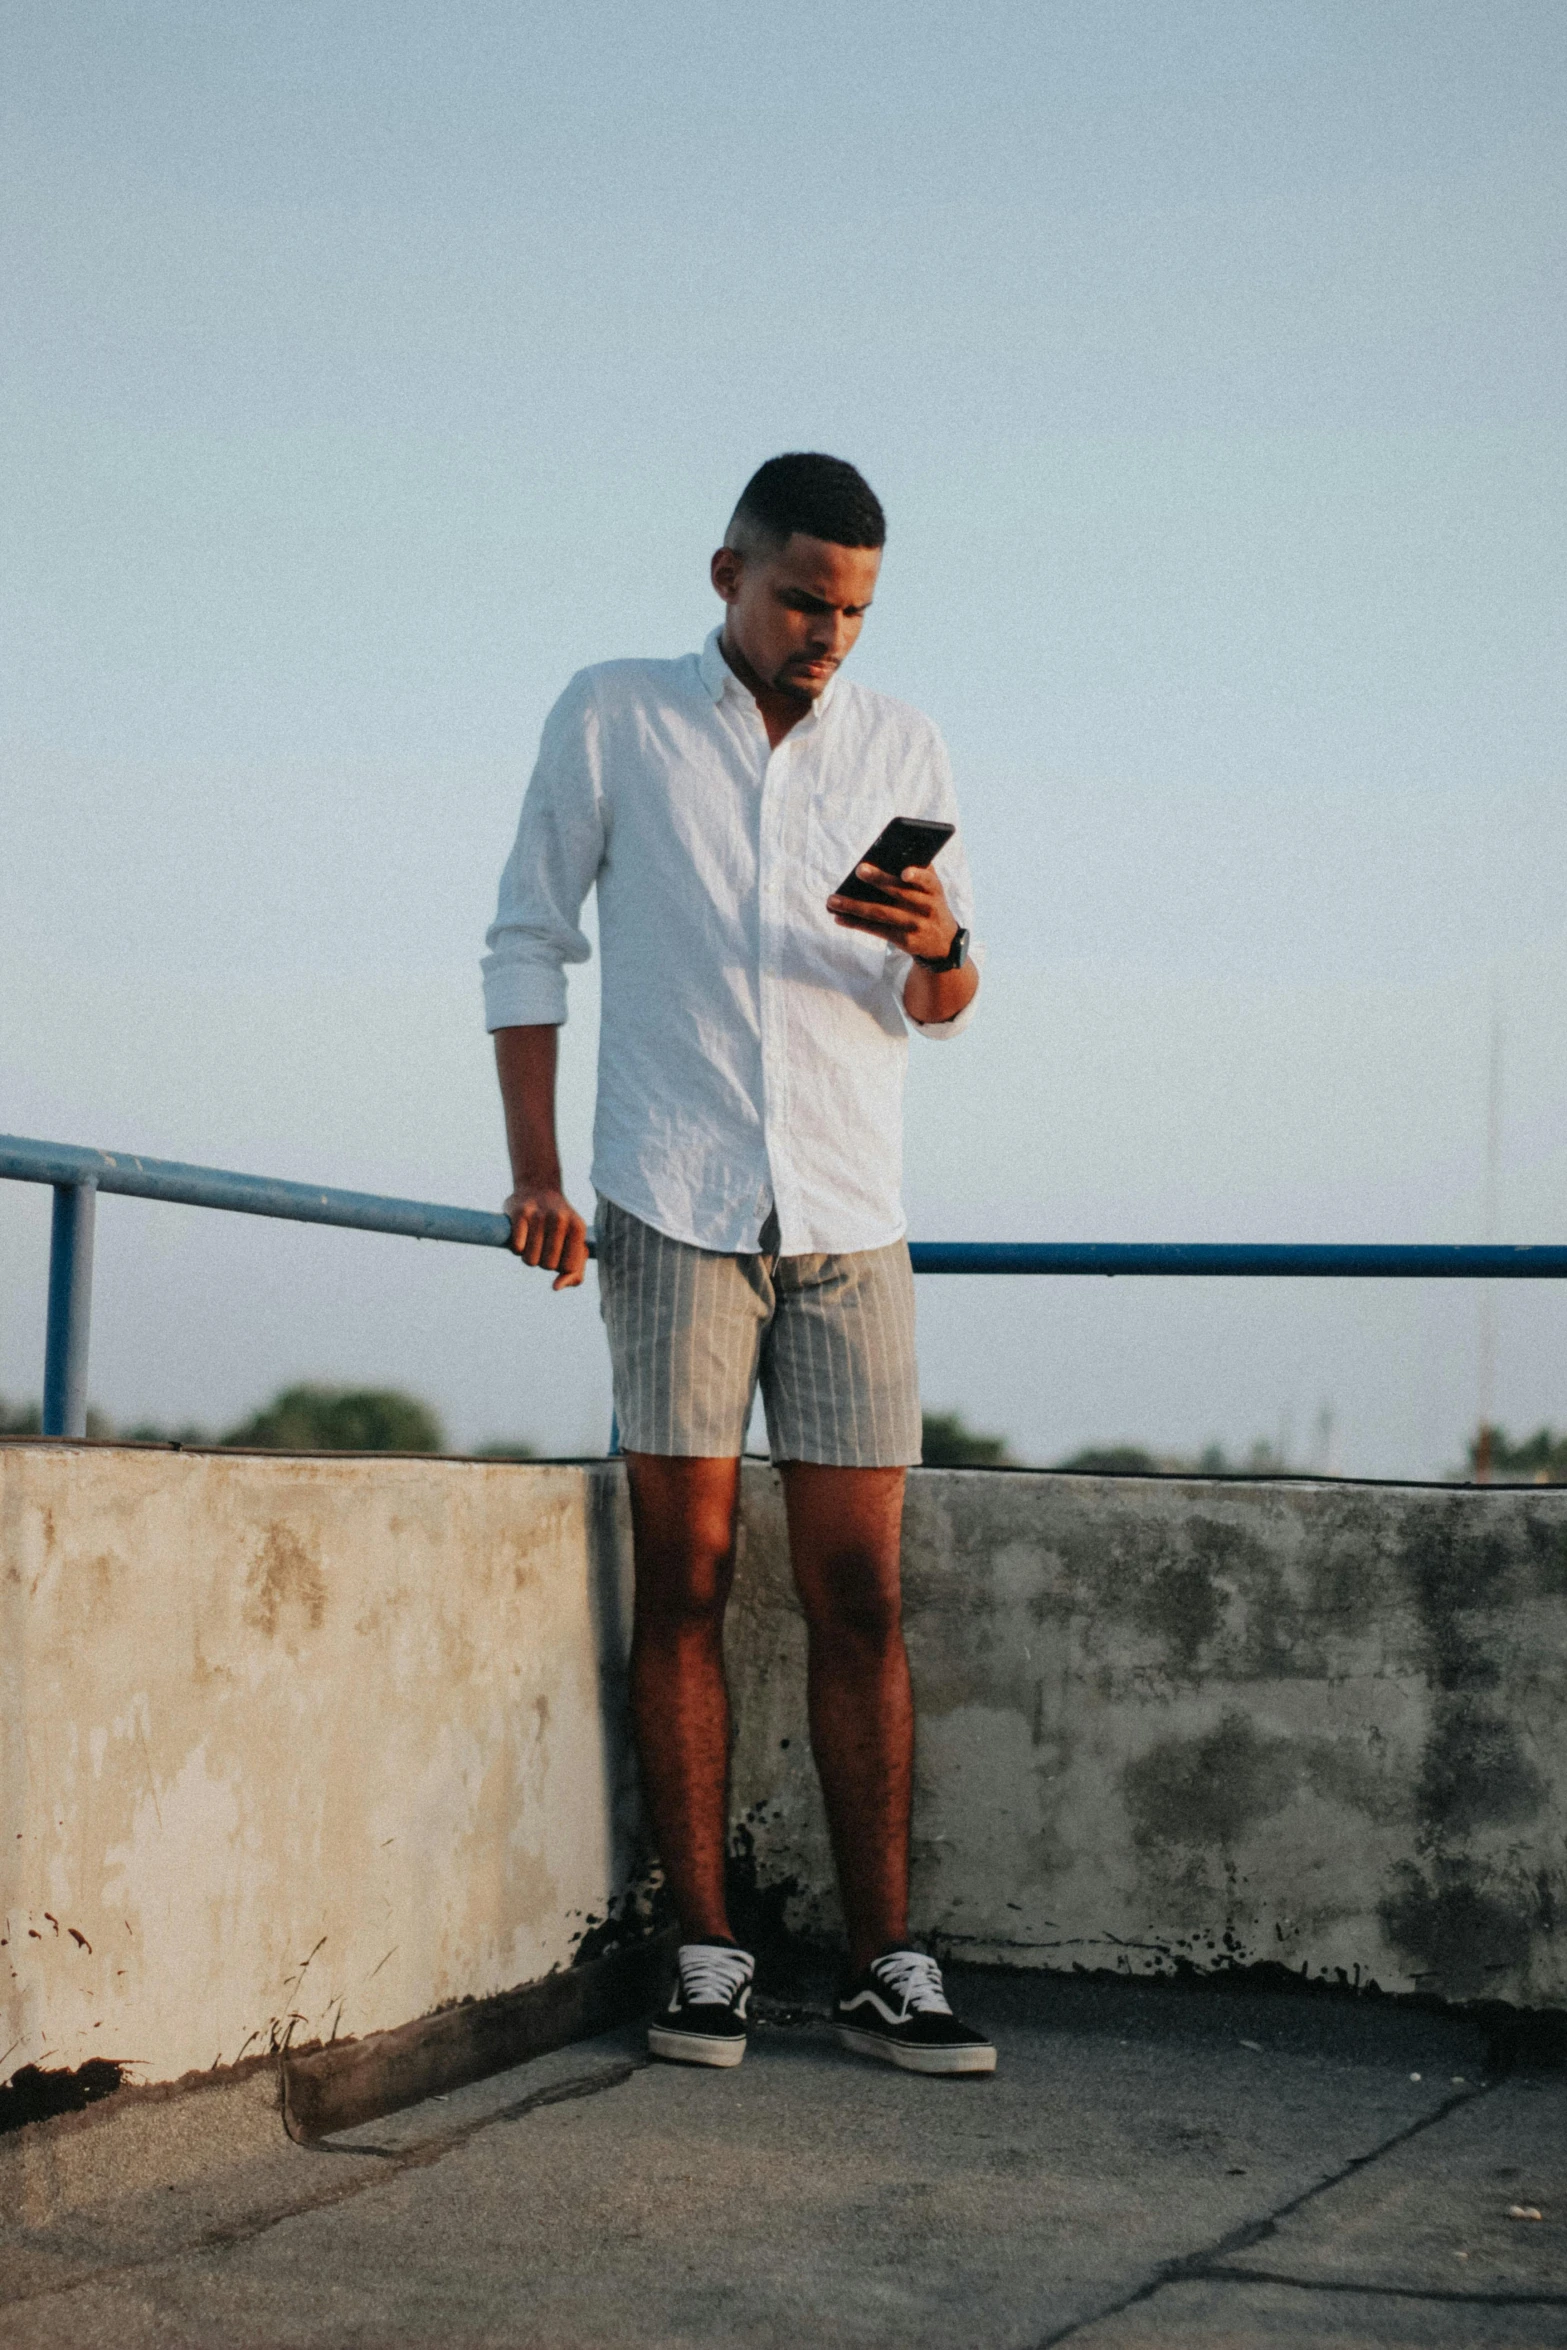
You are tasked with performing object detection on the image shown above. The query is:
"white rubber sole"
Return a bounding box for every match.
[647,2023,747,2068]
[835,2023,997,2076]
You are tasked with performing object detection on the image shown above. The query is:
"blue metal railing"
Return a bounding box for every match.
[4,1131,1566,1439]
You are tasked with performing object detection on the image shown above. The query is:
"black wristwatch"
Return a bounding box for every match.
[914,923,970,974]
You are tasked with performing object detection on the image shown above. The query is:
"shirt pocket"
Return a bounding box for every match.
[806,792,898,907]
[804,792,901,984]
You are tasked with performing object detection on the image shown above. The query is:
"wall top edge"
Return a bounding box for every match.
[1,1440,1563,1507]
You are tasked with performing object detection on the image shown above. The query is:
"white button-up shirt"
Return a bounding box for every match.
[482,629,979,1256]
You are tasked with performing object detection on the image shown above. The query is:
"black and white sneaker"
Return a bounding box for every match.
[835,1946,996,2075]
[647,1941,755,2068]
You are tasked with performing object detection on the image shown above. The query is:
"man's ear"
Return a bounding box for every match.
[710,545,743,604]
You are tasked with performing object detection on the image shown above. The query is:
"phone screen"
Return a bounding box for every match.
[835,817,955,905]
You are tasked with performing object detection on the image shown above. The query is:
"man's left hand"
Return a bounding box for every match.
[827,863,960,963]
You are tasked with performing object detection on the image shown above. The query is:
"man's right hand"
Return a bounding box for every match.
[503,1184,590,1290]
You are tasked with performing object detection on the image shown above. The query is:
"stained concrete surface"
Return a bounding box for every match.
[10,1449,1567,2105]
[1,1445,640,2087]
[730,1468,1567,2008]
[3,1969,1562,2348]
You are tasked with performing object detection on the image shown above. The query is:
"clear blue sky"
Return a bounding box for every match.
[3,1,1564,1470]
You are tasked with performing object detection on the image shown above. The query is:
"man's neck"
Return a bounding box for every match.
[719,629,811,749]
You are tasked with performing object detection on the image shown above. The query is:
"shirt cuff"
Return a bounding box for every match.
[481,961,569,1031]
[897,941,984,1041]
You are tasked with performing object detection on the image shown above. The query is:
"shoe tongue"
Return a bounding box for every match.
[872,1946,951,2014]
[870,1942,926,1974]
[678,1941,753,1993]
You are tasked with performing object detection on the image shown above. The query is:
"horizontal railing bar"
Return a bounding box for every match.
[3,1138,1565,1278]
[0,1135,512,1249]
[905,1241,1567,1278]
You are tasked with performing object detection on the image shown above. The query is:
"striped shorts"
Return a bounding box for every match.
[595,1195,922,1467]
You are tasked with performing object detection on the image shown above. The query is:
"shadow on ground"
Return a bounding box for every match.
[1,1967,1562,2347]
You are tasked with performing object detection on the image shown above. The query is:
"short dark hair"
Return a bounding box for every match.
[725,452,886,556]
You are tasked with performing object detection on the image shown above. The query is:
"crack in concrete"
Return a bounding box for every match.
[1032,2079,1499,2346]
[0,2058,645,2313]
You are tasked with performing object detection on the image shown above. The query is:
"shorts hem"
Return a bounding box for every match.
[613,1432,748,1461]
[767,1447,921,1469]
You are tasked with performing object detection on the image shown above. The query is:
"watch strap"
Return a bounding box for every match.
[914,924,969,973]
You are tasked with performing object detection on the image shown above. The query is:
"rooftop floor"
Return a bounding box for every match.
[3,1967,1563,2348]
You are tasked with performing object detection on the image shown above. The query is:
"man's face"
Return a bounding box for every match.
[711,534,881,702]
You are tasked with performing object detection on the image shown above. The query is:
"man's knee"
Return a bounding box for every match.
[631,1514,737,1632]
[627,1452,740,1632]
[801,1556,904,1649]
[635,1547,733,1633]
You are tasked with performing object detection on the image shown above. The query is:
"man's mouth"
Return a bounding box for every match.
[772,654,837,699]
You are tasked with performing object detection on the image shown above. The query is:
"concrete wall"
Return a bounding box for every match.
[5,1447,1565,2104]
[1,1445,638,2089]
[729,1466,1567,2008]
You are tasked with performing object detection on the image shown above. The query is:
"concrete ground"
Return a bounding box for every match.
[1,1968,1563,2348]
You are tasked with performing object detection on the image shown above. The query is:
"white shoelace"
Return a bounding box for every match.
[676,1943,753,2007]
[870,1948,952,2015]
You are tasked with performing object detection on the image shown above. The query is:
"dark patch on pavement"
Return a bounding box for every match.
[0,2057,126,2135]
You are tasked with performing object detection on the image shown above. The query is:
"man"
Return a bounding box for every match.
[483,452,993,2077]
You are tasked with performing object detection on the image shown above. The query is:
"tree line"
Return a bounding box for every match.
[0,1384,534,1458]
[3,1387,1562,1480]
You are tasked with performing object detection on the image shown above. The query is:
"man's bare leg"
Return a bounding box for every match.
[780,1462,912,1971]
[627,1454,912,1966]
[625,1452,743,1946]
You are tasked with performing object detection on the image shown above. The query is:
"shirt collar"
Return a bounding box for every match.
[698,627,732,703]
[699,627,840,720]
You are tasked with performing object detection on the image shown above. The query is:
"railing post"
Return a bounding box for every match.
[43,1180,96,1438]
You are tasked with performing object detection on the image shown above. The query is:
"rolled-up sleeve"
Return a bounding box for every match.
[481,671,607,1031]
[885,724,983,1042]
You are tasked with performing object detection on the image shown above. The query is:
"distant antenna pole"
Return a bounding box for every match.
[1475,1005,1504,1483]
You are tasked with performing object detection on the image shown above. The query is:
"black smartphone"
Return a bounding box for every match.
[834,816,955,905]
